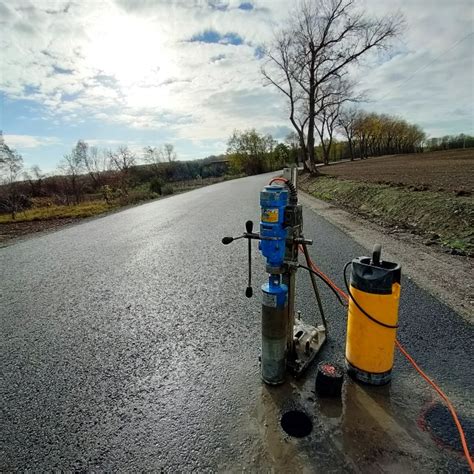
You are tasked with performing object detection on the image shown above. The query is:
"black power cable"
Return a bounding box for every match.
[269,177,298,203]
[285,180,298,203]
[343,262,399,330]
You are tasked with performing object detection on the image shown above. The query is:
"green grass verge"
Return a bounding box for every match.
[299,175,474,256]
[0,201,117,224]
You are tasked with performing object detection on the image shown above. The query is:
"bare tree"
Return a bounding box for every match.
[262,0,403,173]
[144,143,177,180]
[58,140,87,204]
[81,144,110,190]
[316,101,341,165]
[23,164,46,196]
[285,132,301,165]
[144,146,164,175]
[108,145,136,194]
[162,144,177,163]
[0,132,25,219]
[315,79,355,164]
[337,107,359,160]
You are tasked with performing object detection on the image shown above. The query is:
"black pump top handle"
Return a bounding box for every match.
[371,244,382,266]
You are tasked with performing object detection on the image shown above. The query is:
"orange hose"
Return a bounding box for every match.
[269,177,289,185]
[300,249,473,471]
[395,340,474,472]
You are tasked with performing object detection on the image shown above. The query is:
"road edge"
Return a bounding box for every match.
[299,191,473,324]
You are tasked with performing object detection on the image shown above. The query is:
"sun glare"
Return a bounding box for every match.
[85,12,172,90]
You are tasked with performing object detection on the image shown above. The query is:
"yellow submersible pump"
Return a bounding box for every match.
[345,245,401,385]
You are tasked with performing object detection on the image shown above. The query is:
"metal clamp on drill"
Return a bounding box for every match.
[222,167,327,385]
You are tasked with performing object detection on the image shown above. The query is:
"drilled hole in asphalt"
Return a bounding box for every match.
[281,410,313,438]
[422,403,473,453]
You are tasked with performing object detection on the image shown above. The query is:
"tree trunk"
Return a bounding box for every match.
[325,136,334,165]
[307,47,319,175]
[322,141,329,165]
[307,121,317,172]
[348,138,354,160]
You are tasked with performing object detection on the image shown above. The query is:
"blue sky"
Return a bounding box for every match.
[1,0,473,172]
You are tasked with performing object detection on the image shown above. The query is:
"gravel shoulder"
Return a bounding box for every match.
[300,191,473,324]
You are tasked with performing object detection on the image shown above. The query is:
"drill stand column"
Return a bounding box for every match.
[282,167,326,377]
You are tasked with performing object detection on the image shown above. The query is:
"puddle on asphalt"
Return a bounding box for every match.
[420,401,473,454]
[248,372,469,472]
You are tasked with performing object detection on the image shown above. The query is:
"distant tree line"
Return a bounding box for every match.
[0,132,231,219]
[336,110,426,162]
[424,134,474,152]
[315,127,473,163]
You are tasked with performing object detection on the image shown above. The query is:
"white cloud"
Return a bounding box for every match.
[3,134,60,149]
[0,1,280,132]
[84,138,147,160]
[83,138,124,146]
[0,0,472,163]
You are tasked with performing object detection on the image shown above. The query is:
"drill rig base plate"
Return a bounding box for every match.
[287,321,326,378]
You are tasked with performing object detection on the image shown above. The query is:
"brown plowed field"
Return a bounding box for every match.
[321,149,473,194]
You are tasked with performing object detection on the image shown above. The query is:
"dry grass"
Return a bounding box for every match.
[299,174,474,256]
[0,201,115,224]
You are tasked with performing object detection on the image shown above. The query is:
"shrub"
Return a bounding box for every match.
[120,190,155,205]
[162,184,174,195]
[149,177,164,195]
[100,184,114,204]
[0,193,32,217]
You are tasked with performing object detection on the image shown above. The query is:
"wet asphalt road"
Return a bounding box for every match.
[1,172,473,472]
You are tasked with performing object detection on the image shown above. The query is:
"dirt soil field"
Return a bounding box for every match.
[321,149,473,194]
[299,149,474,256]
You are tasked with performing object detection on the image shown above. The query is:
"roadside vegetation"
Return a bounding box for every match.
[299,150,474,256]
[0,200,112,224]
[0,129,289,239]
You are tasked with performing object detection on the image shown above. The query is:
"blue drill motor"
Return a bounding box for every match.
[259,185,288,271]
[259,185,289,384]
